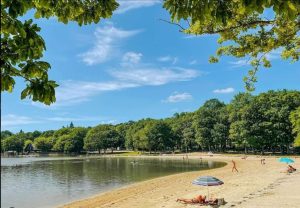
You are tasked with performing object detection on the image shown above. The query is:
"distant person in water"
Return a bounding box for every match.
[177,195,206,204]
[232,160,238,172]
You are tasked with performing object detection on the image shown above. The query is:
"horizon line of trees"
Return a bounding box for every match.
[2,90,300,155]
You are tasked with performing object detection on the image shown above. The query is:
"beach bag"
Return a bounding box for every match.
[217,198,225,205]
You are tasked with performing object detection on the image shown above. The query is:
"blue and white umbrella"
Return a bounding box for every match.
[279,157,294,164]
[192,176,224,199]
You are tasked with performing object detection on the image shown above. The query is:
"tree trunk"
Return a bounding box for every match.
[261,146,264,155]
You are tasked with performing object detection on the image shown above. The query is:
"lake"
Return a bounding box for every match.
[1,156,226,208]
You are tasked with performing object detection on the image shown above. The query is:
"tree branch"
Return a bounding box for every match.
[159,19,186,31]
[160,18,275,35]
[204,20,275,34]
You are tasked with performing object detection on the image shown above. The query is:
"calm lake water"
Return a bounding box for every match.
[1,156,226,208]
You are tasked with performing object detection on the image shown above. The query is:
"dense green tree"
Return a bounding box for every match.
[54,127,71,137]
[290,107,300,147]
[29,130,42,139]
[131,127,149,151]
[53,127,87,153]
[194,99,227,151]
[84,125,120,153]
[244,90,300,154]
[182,126,196,152]
[2,135,24,153]
[228,93,254,152]
[125,119,154,151]
[211,107,230,151]
[41,130,55,137]
[1,130,13,139]
[143,121,175,152]
[34,136,53,152]
[2,90,300,154]
[24,139,34,153]
[124,123,138,150]
[163,0,300,91]
[1,0,119,104]
[166,112,196,152]
[52,135,66,152]
[116,122,134,149]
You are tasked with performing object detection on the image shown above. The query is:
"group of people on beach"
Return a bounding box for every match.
[176,155,298,207]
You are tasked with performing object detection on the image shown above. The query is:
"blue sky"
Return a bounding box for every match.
[2,0,300,132]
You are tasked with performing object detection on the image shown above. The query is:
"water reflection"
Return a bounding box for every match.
[1,157,225,208]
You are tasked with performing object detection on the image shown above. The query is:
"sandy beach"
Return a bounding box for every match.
[60,154,300,208]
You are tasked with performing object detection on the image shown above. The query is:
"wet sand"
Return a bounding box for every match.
[60,154,300,208]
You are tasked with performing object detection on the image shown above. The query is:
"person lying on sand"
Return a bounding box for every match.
[177,195,206,204]
[288,165,296,172]
[241,155,247,159]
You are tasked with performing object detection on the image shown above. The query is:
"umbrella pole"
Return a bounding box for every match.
[207,186,209,200]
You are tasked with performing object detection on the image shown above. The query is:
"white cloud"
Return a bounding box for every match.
[79,25,141,65]
[122,52,143,65]
[229,59,249,68]
[47,81,138,107]
[213,87,235,94]
[1,114,40,127]
[163,92,193,103]
[189,60,197,65]
[38,66,200,107]
[110,67,199,86]
[265,49,282,60]
[115,0,161,14]
[158,55,178,64]
[1,114,116,130]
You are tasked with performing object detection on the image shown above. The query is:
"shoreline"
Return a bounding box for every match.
[59,154,300,208]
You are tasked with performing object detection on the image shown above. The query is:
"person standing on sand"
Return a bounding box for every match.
[232,160,238,172]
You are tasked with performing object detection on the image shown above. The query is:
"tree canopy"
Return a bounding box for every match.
[163,0,300,91]
[1,0,118,104]
[290,107,300,147]
[1,1,299,105]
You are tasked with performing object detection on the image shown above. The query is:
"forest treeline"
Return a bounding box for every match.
[2,90,300,154]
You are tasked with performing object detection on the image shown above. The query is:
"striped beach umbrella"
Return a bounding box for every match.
[192,176,224,199]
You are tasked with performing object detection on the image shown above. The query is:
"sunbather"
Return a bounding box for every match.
[206,198,218,205]
[288,165,296,172]
[177,194,206,204]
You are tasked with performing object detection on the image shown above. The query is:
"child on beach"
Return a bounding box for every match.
[232,160,238,172]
